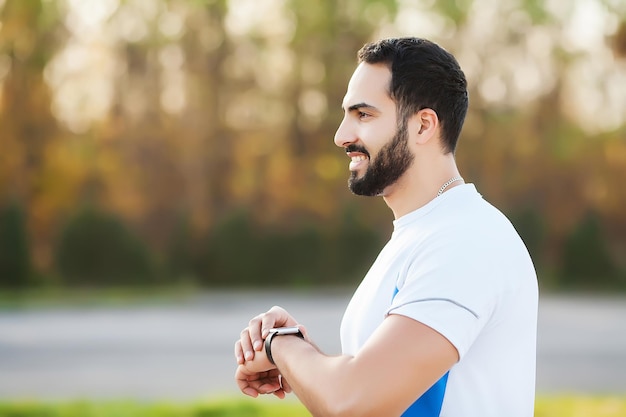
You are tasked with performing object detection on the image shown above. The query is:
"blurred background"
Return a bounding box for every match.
[0,0,625,292]
[0,0,626,406]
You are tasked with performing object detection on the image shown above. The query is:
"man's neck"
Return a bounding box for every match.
[382,155,462,219]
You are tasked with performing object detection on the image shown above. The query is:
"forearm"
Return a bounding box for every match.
[238,315,457,416]
[271,336,375,417]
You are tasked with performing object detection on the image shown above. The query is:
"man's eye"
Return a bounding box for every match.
[358,112,370,119]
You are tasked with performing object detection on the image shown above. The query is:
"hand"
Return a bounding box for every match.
[235,306,302,364]
[235,342,292,398]
[236,366,288,398]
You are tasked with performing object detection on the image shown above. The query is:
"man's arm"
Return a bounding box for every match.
[237,313,458,417]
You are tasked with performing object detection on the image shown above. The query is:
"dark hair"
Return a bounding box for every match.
[358,37,468,154]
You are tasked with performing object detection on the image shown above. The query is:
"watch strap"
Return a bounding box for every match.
[264,327,304,365]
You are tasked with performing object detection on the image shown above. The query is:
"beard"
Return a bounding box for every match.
[348,123,414,196]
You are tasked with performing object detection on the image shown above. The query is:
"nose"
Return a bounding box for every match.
[334,117,357,148]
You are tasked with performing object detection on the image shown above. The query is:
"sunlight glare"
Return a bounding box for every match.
[225,0,294,42]
[158,11,185,39]
[112,5,149,43]
[44,40,117,133]
[65,0,119,35]
[563,0,606,52]
[479,75,507,104]
[161,77,186,115]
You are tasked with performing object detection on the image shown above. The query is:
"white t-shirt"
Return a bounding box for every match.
[340,184,538,417]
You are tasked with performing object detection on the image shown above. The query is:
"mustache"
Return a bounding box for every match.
[345,144,370,158]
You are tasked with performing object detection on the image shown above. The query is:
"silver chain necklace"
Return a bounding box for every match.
[437,176,464,197]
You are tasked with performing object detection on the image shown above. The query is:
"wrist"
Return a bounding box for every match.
[265,326,304,365]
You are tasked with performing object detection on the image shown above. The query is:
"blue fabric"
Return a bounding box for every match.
[401,372,449,416]
[392,286,449,416]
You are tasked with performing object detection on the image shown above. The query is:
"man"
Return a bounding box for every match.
[234,37,538,417]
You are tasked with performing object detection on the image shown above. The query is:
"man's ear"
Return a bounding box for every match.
[413,108,439,145]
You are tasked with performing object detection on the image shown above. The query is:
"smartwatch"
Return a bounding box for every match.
[264,326,304,365]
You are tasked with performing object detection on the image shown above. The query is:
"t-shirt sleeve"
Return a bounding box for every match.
[386,244,497,359]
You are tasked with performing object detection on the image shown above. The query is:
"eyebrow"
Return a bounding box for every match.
[344,102,380,113]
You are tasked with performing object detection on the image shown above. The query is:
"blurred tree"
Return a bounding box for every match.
[510,206,546,267]
[0,0,66,272]
[0,202,31,287]
[166,212,195,282]
[0,0,625,289]
[561,211,623,290]
[55,205,156,286]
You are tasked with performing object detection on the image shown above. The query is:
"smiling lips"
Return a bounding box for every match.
[348,153,368,171]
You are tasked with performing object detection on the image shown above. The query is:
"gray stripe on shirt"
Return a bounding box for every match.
[388,298,479,319]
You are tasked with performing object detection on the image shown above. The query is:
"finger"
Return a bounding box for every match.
[234,369,279,397]
[260,316,274,340]
[257,381,282,394]
[243,387,259,398]
[234,340,244,364]
[248,315,265,351]
[272,388,286,399]
[255,369,283,394]
[235,367,260,398]
[239,327,255,361]
[261,306,298,338]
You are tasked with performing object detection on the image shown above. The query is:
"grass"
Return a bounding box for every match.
[535,396,626,416]
[0,398,308,417]
[0,397,625,417]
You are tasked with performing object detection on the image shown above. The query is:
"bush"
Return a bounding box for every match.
[325,205,385,284]
[510,207,546,265]
[55,206,156,286]
[0,201,32,288]
[560,211,623,289]
[197,211,323,287]
[166,214,196,282]
[195,208,384,288]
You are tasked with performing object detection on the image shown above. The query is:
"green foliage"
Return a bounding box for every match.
[54,206,156,286]
[195,208,384,288]
[560,211,624,290]
[325,204,386,282]
[434,0,472,24]
[521,0,553,24]
[510,206,546,266]
[0,201,32,288]
[0,399,310,417]
[197,210,325,287]
[0,0,625,293]
[167,214,195,282]
[1,397,626,417]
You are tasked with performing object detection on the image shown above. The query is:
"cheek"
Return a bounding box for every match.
[361,126,395,154]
